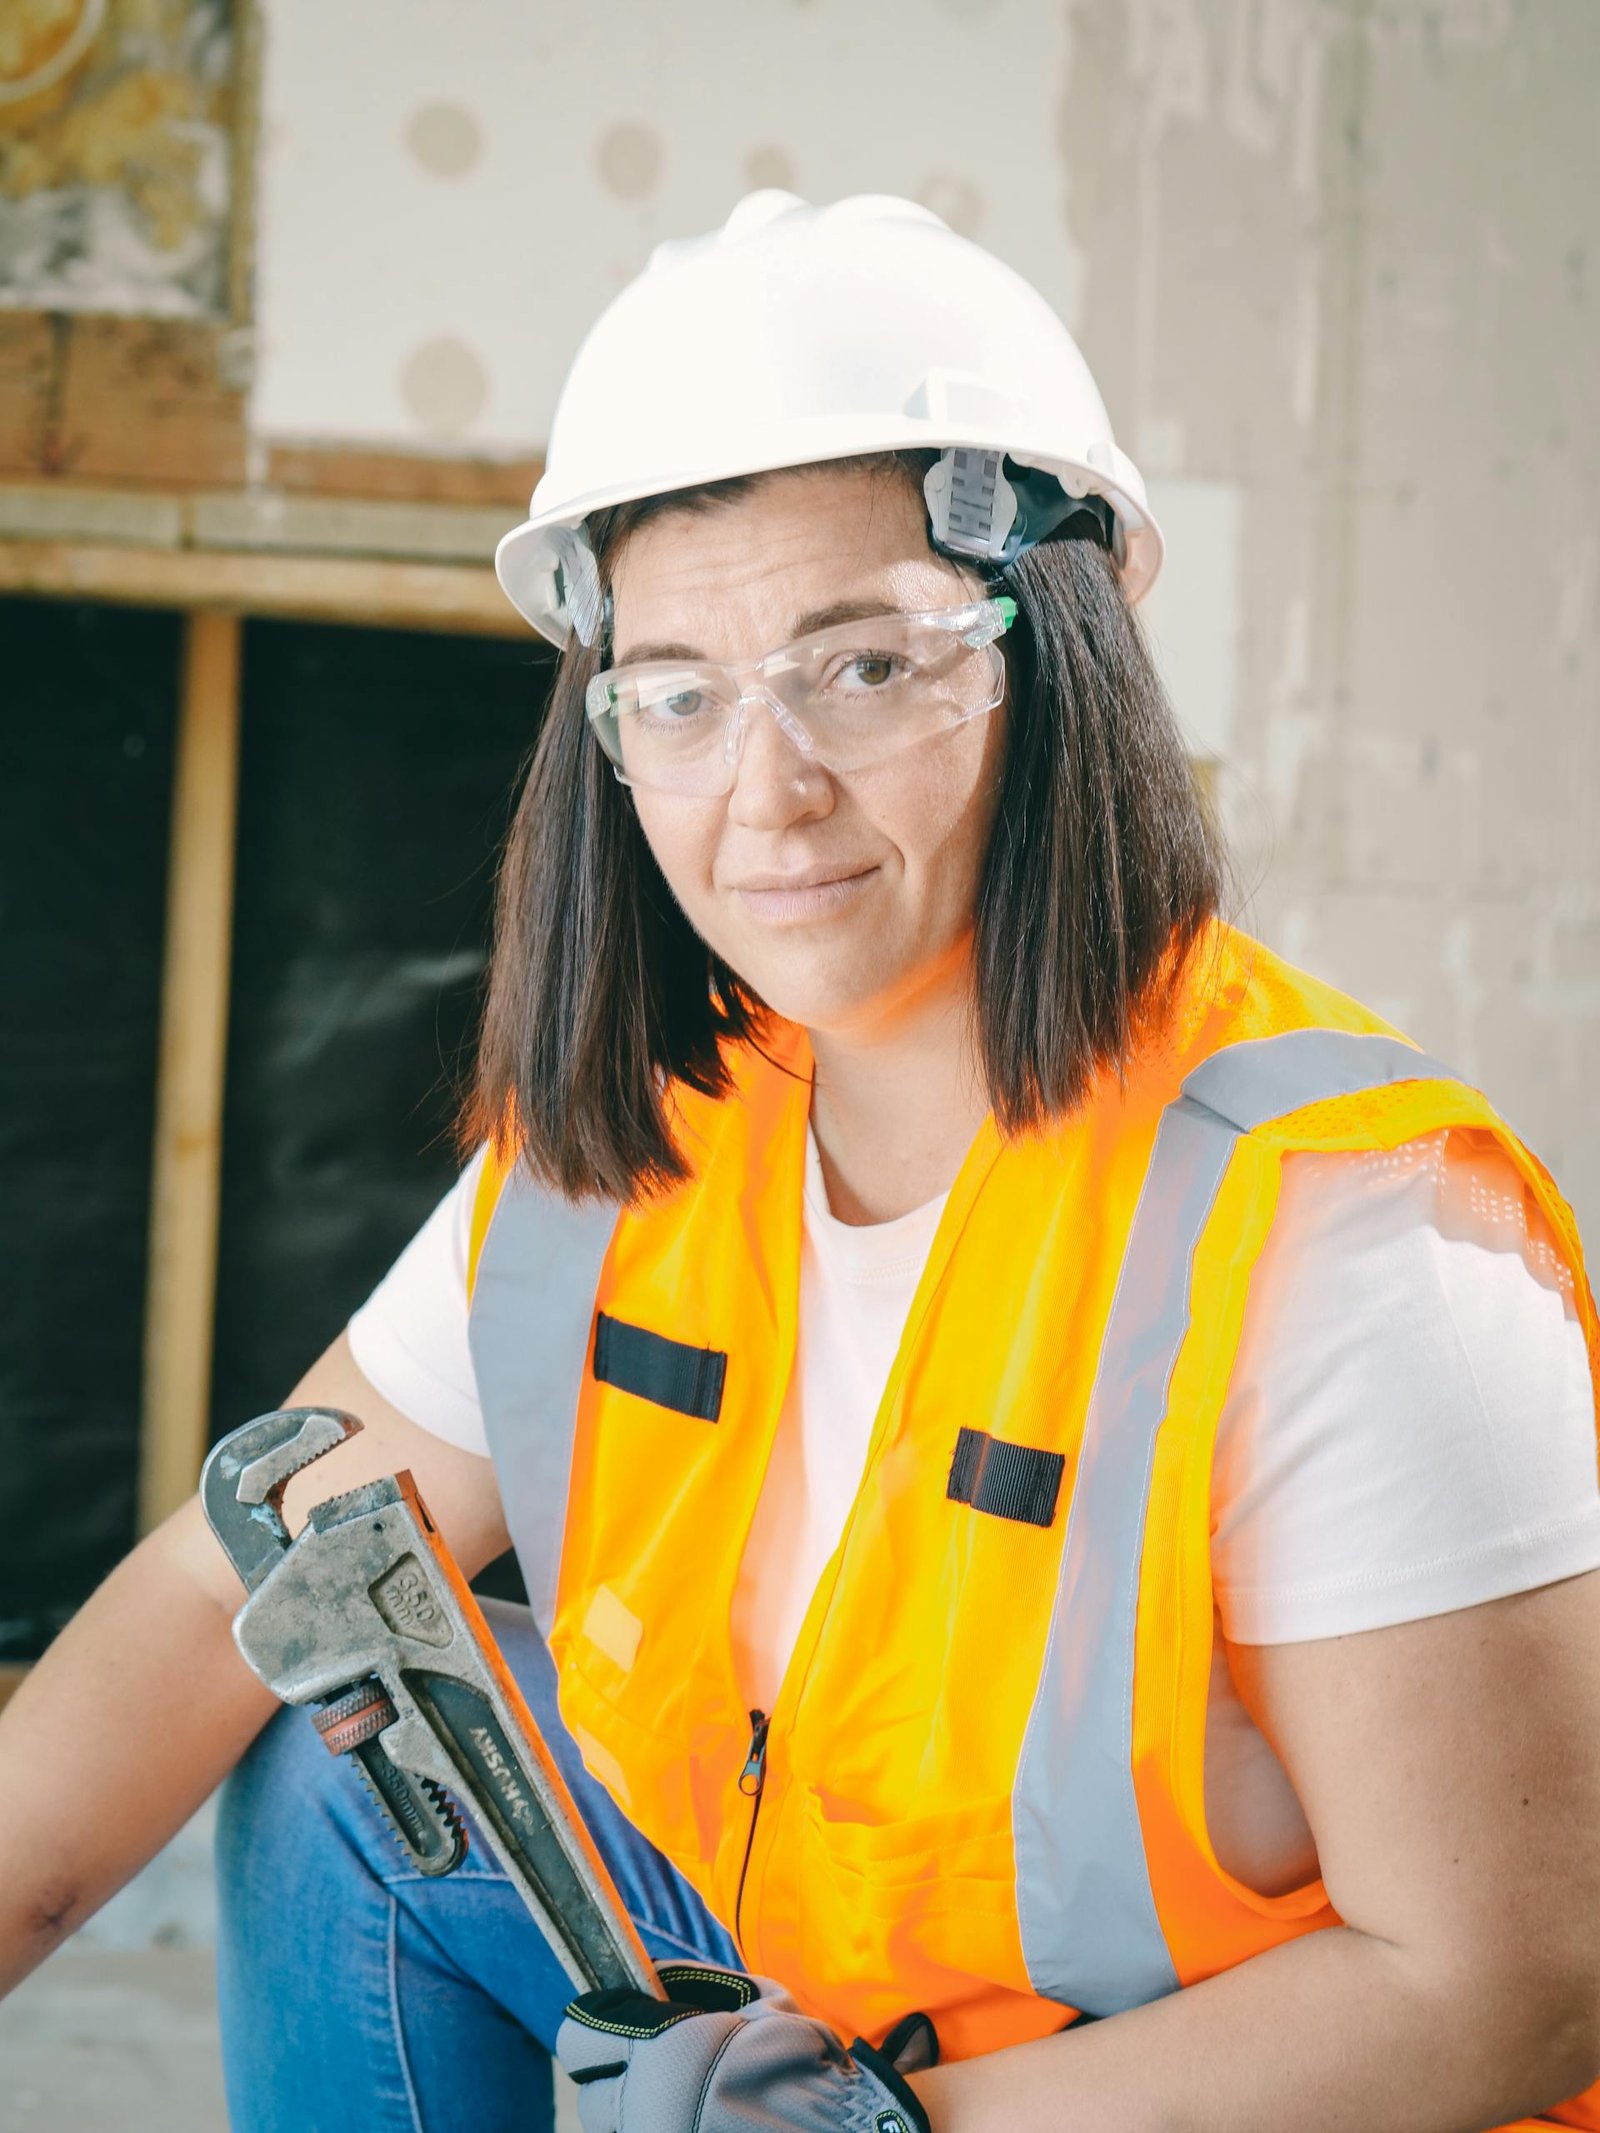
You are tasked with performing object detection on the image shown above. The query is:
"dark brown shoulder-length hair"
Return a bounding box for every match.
[462,448,1229,1204]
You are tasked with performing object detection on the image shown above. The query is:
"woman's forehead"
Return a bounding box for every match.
[608,468,976,660]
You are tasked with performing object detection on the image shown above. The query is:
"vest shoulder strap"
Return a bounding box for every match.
[1181,1028,1458,1133]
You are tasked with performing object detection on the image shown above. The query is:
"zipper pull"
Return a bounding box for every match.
[733,1709,772,1958]
[739,1709,769,1798]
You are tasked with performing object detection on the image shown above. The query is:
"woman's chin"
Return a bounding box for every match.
[728,957,894,1036]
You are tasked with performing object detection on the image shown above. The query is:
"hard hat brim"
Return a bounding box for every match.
[495,427,1164,649]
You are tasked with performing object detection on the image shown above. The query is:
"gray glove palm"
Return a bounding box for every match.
[556,1962,938,2133]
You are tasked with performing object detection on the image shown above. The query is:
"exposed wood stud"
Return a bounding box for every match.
[137,610,245,1534]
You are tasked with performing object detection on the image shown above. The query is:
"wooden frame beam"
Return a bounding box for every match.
[136,611,244,1533]
[0,538,524,637]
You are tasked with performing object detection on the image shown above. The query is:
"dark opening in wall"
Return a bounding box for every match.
[0,598,181,1662]
[0,598,552,1661]
[212,617,551,1604]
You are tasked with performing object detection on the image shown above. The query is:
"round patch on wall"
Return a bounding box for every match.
[404,100,482,178]
[595,119,663,200]
[743,143,796,191]
[400,335,489,439]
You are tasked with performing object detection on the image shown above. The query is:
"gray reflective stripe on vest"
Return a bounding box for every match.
[1013,1029,1461,2016]
[466,1169,620,1636]
[1183,1030,1458,1136]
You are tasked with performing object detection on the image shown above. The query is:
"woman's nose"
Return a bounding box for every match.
[723,691,835,827]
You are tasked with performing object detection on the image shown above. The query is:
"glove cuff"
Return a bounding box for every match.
[849,2037,934,2133]
[563,1963,757,2048]
[878,2010,939,2073]
[654,1964,761,2015]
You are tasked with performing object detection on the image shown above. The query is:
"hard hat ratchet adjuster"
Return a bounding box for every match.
[924,448,1119,570]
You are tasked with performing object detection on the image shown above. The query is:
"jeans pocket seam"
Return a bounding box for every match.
[386,1888,427,2133]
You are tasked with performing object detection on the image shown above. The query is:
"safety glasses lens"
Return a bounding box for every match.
[585,602,1011,795]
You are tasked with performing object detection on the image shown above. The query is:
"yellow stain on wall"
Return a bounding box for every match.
[0,0,101,131]
[0,0,226,253]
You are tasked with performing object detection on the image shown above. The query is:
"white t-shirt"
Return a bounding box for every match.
[348,1123,1599,1897]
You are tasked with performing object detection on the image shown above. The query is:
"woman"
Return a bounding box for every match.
[214,193,1600,2130]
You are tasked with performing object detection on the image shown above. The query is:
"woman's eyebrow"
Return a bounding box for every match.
[612,596,921,668]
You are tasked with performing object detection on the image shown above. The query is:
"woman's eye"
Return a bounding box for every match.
[834,653,900,689]
[642,689,706,722]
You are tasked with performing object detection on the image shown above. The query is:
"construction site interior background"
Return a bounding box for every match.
[0,1,1595,2125]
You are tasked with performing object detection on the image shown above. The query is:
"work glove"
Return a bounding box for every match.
[555,1960,939,2133]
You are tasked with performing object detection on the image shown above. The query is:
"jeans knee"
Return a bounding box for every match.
[216,1698,385,1916]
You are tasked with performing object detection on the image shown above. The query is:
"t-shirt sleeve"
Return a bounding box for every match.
[345,1146,490,1456]
[1212,1127,1600,1645]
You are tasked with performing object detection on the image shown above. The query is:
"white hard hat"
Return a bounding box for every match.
[495,189,1164,649]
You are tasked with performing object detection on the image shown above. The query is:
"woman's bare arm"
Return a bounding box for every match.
[0,1332,510,1998]
[913,1568,1600,2133]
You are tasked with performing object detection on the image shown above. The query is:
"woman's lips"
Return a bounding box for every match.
[732,867,878,923]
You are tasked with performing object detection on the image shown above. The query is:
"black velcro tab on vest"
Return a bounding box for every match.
[592,1312,727,1423]
[947,1426,1064,1530]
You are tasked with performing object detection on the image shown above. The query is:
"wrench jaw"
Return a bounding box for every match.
[200,1407,362,1597]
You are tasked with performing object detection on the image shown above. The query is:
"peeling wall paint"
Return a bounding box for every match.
[0,0,234,317]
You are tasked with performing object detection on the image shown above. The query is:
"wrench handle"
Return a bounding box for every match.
[403,1667,657,1994]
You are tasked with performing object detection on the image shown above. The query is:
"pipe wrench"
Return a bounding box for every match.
[201,1405,661,1998]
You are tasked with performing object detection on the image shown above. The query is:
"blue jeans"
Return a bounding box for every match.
[214,1596,741,2133]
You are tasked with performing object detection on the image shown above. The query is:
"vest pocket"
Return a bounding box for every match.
[798,1787,1015,1893]
[794,1784,1022,2017]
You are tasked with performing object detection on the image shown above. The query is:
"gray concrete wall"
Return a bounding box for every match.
[1061,0,1598,1225]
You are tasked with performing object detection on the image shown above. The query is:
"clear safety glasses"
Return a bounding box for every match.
[584,596,1018,797]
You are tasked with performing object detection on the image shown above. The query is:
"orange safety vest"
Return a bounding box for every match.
[465,921,1600,2125]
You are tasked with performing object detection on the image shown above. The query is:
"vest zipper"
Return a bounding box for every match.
[733,1707,770,1957]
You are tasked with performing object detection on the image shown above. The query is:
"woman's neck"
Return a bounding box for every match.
[806,967,991,1227]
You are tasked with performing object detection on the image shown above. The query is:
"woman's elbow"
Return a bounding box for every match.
[1526,1962,1600,2106]
[1447,1939,1600,2111]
